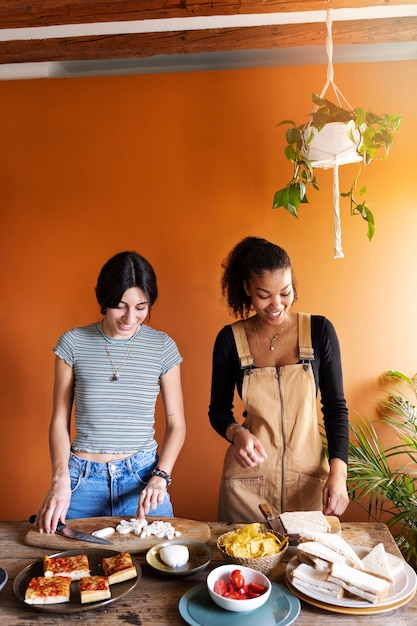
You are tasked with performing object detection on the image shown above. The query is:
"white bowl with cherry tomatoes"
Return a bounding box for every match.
[206,564,271,612]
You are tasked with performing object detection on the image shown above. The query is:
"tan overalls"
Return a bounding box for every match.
[218,313,330,523]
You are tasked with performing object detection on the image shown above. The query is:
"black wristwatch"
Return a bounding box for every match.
[151,467,172,487]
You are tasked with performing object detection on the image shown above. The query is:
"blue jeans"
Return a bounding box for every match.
[67,449,173,518]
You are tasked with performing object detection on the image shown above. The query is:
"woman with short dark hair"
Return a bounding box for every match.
[36,251,186,533]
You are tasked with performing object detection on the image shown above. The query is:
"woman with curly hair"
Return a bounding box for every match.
[209,236,349,523]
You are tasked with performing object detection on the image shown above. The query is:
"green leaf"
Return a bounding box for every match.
[277,119,296,127]
[272,187,289,210]
[286,127,301,145]
[284,144,296,162]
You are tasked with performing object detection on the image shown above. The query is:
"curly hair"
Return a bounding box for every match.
[221,236,297,318]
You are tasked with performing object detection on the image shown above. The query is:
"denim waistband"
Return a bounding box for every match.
[69,449,157,477]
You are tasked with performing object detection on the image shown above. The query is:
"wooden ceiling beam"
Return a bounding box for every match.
[1,0,416,29]
[1,17,416,65]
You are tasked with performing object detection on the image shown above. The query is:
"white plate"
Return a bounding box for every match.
[286,545,417,614]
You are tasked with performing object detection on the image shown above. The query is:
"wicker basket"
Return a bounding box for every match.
[217,528,288,576]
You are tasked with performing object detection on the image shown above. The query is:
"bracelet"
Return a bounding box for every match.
[226,423,240,443]
[231,426,246,444]
[151,467,172,487]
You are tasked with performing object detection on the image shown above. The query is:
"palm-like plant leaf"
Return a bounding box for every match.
[347,371,417,564]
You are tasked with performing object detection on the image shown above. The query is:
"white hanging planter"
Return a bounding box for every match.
[272,8,401,258]
[303,121,364,258]
[303,121,363,170]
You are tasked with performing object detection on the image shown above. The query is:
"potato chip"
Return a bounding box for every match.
[218,523,288,559]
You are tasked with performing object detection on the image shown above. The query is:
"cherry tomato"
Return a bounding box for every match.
[214,579,227,596]
[249,582,267,594]
[224,590,241,599]
[230,569,245,590]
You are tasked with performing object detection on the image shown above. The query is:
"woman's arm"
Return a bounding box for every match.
[315,317,349,515]
[208,325,267,467]
[208,326,241,439]
[137,364,186,517]
[36,356,74,533]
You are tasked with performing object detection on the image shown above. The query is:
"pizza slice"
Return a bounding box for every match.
[79,575,111,604]
[101,552,137,585]
[25,576,71,605]
[43,554,90,581]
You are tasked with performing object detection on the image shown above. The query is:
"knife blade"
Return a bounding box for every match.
[56,523,114,545]
[259,503,286,534]
[29,515,114,545]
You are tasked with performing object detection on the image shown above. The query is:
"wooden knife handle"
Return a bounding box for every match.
[259,503,274,521]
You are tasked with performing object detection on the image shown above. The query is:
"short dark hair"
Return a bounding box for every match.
[95,251,158,314]
[221,236,297,318]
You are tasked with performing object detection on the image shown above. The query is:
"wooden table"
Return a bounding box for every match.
[0,520,416,625]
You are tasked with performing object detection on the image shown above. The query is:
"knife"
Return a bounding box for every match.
[259,503,286,534]
[29,515,114,545]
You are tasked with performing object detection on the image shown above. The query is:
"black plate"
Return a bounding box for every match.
[13,548,141,614]
[0,567,8,592]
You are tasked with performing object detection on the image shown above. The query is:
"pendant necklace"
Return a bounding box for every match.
[98,322,141,381]
[253,316,291,364]
[257,316,289,350]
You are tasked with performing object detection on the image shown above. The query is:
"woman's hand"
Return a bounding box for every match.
[136,476,168,519]
[232,428,268,468]
[35,476,71,533]
[322,458,349,516]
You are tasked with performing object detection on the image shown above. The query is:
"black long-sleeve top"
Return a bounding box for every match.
[209,315,349,465]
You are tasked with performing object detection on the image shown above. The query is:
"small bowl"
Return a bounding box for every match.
[207,564,271,612]
[146,540,211,577]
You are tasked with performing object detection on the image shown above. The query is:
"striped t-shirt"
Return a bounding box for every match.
[54,322,183,454]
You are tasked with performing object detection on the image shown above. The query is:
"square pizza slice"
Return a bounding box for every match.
[25,575,71,605]
[102,552,137,585]
[43,554,90,581]
[79,575,111,604]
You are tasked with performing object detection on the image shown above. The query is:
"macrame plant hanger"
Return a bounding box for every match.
[305,9,363,259]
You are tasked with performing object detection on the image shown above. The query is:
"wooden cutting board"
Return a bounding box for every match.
[25,516,211,554]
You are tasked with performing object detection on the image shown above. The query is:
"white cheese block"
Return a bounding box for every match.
[159,545,189,568]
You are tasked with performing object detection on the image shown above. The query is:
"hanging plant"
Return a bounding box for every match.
[272,10,401,258]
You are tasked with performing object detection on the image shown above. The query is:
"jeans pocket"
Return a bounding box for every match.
[68,454,85,493]
[131,454,158,486]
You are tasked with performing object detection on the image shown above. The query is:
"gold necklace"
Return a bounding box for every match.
[253,316,291,364]
[257,316,289,350]
[99,323,141,381]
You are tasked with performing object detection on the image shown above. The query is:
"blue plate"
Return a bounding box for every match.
[178,582,300,626]
[0,567,8,592]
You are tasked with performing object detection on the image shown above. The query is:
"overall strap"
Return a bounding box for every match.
[298,312,314,363]
[231,321,254,372]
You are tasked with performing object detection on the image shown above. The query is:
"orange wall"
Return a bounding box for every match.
[0,60,416,522]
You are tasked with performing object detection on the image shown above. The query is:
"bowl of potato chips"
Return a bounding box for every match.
[217,523,288,576]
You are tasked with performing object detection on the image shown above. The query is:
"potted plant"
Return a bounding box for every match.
[346,370,417,567]
[272,93,401,245]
